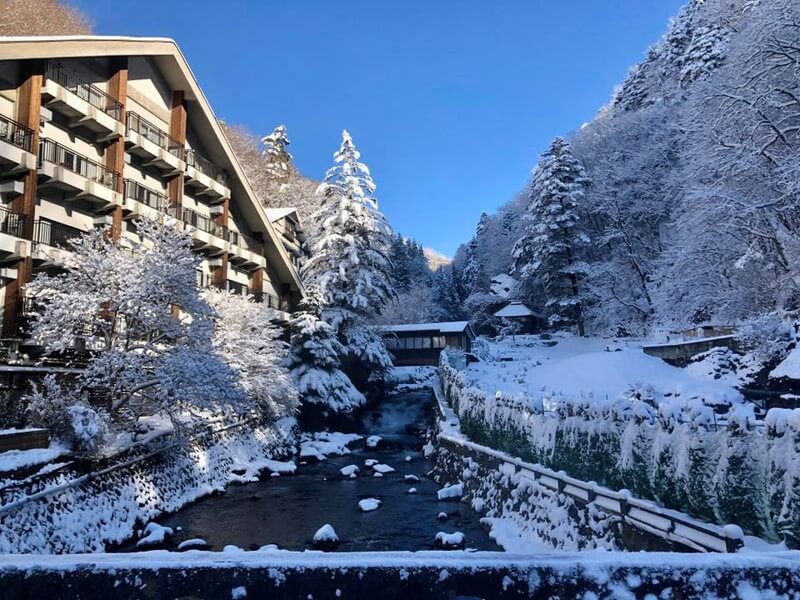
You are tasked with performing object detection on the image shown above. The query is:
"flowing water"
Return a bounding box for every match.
[117,390,500,552]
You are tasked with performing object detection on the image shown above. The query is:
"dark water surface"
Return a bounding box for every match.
[117,390,500,552]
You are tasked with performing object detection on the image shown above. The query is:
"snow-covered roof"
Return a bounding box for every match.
[382,321,473,335]
[266,207,298,223]
[494,302,536,318]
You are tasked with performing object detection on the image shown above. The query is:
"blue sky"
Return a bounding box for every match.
[74,0,684,256]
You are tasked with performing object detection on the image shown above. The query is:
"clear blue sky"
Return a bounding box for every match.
[74,0,684,256]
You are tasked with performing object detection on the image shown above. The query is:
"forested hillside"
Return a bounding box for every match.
[445,0,800,354]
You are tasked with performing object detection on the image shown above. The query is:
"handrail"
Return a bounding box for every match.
[185,149,217,180]
[39,139,120,190]
[171,205,227,240]
[432,382,745,554]
[0,205,27,239]
[123,179,167,211]
[0,114,34,152]
[33,219,85,250]
[125,111,184,160]
[45,62,123,120]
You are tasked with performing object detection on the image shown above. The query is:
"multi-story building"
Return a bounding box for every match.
[0,36,304,341]
[266,207,308,271]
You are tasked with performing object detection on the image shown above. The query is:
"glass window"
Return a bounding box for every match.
[422,337,432,349]
[433,336,445,348]
[413,337,423,349]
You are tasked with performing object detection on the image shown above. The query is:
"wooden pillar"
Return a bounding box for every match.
[211,197,229,289]
[167,90,186,212]
[104,58,127,241]
[3,63,43,337]
[249,266,263,298]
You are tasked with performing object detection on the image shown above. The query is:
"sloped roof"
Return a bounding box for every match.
[0,35,303,295]
[494,301,536,318]
[382,321,473,335]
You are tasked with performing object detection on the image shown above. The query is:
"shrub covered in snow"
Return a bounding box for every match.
[440,348,800,546]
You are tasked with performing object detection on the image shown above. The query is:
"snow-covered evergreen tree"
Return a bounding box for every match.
[303,130,395,316]
[26,217,243,433]
[462,212,490,294]
[205,290,298,420]
[512,137,591,335]
[301,130,396,389]
[261,124,292,184]
[286,292,365,414]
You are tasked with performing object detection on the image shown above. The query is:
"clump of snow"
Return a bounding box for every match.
[437,483,463,500]
[405,456,412,462]
[404,474,419,483]
[422,442,435,458]
[373,472,383,478]
[312,524,339,550]
[366,435,382,448]
[358,498,381,512]
[340,464,359,478]
[770,346,800,380]
[0,444,68,474]
[136,522,173,548]
[407,487,418,494]
[437,512,448,521]
[364,459,378,467]
[434,531,465,548]
[299,431,362,462]
[371,463,395,474]
[177,538,208,551]
[262,459,296,475]
[231,585,247,599]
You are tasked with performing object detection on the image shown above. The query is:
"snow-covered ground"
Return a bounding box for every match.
[468,334,744,408]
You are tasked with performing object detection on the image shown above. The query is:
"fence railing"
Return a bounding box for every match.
[170,205,227,240]
[45,62,123,121]
[0,114,34,153]
[432,382,744,554]
[39,139,120,190]
[0,205,27,239]
[123,179,167,211]
[125,111,184,160]
[185,149,217,179]
[33,220,85,251]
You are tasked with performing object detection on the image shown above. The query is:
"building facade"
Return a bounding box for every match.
[0,36,304,341]
[383,321,476,366]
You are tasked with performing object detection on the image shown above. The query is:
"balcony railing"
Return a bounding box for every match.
[39,139,121,190]
[33,219,85,251]
[185,149,217,179]
[0,205,26,238]
[170,205,227,240]
[0,114,34,153]
[45,62,123,121]
[126,111,184,160]
[238,232,263,254]
[226,229,239,246]
[124,179,168,210]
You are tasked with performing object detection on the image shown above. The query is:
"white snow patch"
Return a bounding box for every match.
[299,432,362,461]
[340,464,359,477]
[366,435,382,448]
[437,483,463,500]
[372,463,395,474]
[435,531,465,547]
[358,498,381,512]
[177,538,208,551]
[231,585,247,599]
[136,523,173,548]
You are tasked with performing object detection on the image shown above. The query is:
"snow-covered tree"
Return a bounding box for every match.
[462,212,490,294]
[205,290,298,420]
[303,130,395,316]
[286,292,365,414]
[26,217,243,431]
[512,137,591,335]
[302,130,396,387]
[261,124,292,184]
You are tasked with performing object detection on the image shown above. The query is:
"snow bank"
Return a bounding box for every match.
[0,417,296,554]
[437,483,463,500]
[434,531,465,548]
[467,334,743,408]
[312,524,338,543]
[136,523,173,548]
[440,347,800,547]
[0,445,68,474]
[299,432,362,461]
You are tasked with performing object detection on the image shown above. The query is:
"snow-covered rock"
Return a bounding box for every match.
[372,464,395,474]
[435,531,465,548]
[312,524,339,550]
[364,459,378,467]
[177,538,209,551]
[358,498,381,512]
[407,487,418,494]
[437,483,463,500]
[136,522,173,548]
[366,435,382,448]
[340,464,359,478]
[299,432,362,462]
[437,512,448,521]
[404,474,419,483]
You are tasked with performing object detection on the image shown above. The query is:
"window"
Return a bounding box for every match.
[433,336,445,349]
[422,337,432,349]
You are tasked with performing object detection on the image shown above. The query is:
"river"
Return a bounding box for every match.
[116,390,499,553]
